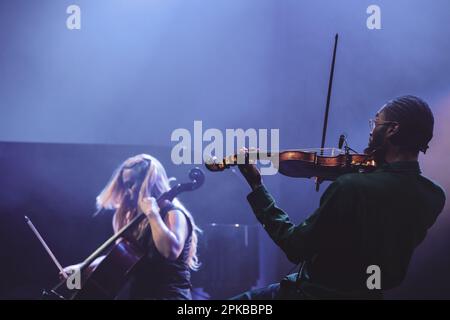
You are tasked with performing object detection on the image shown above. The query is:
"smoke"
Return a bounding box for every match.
[422,95,450,219]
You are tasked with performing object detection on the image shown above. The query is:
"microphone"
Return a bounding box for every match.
[338,134,346,149]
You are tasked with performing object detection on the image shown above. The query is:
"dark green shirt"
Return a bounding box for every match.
[247,161,446,298]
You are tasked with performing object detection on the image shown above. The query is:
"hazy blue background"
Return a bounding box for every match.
[1,0,449,149]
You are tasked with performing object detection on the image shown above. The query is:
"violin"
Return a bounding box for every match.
[45,167,205,300]
[205,34,376,186]
[205,148,375,181]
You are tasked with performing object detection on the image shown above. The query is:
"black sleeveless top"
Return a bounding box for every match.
[126,203,193,300]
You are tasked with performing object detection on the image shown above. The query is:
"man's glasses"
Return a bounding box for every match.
[369,119,398,132]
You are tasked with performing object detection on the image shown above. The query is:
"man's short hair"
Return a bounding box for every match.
[382,95,434,153]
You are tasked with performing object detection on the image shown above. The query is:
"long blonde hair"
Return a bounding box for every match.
[96,154,201,271]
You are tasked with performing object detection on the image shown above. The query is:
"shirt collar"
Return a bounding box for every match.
[378,161,421,174]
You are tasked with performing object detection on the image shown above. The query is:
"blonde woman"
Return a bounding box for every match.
[64,154,201,300]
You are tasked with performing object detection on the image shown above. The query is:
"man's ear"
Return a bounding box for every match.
[386,123,400,138]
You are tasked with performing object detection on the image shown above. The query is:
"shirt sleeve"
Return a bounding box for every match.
[246,180,351,264]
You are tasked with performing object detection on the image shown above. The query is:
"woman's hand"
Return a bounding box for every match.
[139,196,172,218]
[59,263,82,280]
[59,256,105,281]
[139,196,160,218]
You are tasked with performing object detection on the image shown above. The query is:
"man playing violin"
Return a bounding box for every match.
[234,95,446,299]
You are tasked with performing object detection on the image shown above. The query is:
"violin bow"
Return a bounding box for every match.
[316,33,339,191]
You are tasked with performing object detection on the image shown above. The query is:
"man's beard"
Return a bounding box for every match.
[364,126,389,166]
